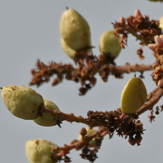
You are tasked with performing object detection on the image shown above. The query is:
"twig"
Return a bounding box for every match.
[56,127,108,157]
[136,87,163,115]
[30,59,153,95]
[111,63,152,74]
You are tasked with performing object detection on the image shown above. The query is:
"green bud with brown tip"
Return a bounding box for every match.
[60,8,91,51]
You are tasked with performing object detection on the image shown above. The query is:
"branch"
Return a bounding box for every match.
[30,59,153,95]
[44,106,144,146]
[111,63,152,75]
[51,127,108,162]
[44,109,94,127]
[58,127,107,155]
[136,87,163,115]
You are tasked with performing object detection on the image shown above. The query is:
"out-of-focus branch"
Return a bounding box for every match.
[30,59,153,95]
[51,127,108,162]
[30,10,163,95]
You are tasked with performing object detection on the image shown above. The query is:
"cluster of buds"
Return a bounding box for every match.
[2,6,163,163]
[1,85,59,127]
[1,78,162,163]
[30,9,156,95]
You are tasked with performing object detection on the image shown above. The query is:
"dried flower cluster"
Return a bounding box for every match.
[30,55,152,95]
[113,9,162,48]
[42,108,144,162]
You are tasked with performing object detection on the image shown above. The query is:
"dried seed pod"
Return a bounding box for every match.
[60,8,91,51]
[78,128,97,148]
[26,139,58,163]
[1,85,43,120]
[99,30,121,58]
[121,77,147,114]
[34,99,59,127]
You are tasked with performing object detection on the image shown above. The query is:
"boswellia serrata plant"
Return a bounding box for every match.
[2,5,163,162]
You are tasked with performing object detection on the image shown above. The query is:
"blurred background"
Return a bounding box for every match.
[0,0,163,162]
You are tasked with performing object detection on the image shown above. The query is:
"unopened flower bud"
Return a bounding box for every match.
[61,38,92,58]
[121,77,147,114]
[134,9,142,17]
[99,30,121,58]
[26,139,58,163]
[61,38,76,58]
[78,128,97,148]
[60,8,92,51]
[119,17,125,25]
[1,85,43,120]
[34,99,59,127]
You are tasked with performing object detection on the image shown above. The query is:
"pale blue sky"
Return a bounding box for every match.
[0,0,163,162]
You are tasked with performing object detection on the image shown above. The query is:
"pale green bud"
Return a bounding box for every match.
[61,38,92,58]
[34,99,59,127]
[121,77,147,114]
[61,38,76,58]
[1,85,43,120]
[60,8,91,51]
[99,30,121,58]
[26,139,58,163]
